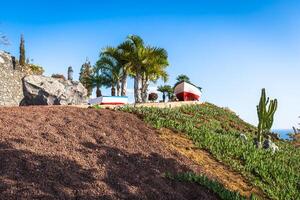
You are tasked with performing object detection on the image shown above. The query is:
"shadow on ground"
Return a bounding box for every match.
[0,142,218,200]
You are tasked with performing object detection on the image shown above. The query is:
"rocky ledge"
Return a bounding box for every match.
[21,75,88,106]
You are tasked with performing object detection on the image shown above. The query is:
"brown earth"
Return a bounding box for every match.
[158,128,266,199]
[0,106,219,200]
[293,134,300,148]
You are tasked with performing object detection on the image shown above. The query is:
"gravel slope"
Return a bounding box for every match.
[0,106,219,200]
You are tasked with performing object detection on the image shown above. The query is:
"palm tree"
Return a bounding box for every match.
[118,35,144,103]
[118,35,169,103]
[96,53,122,96]
[102,47,129,96]
[157,85,173,102]
[90,70,107,97]
[140,47,169,102]
[175,74,191,85]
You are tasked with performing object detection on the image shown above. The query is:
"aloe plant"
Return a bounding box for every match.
[256,88,278,148]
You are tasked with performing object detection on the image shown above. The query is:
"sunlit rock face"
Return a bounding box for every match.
[21,75,88,106]
[0,51,25,106]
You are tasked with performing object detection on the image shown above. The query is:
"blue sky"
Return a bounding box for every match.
[0,0,299,129]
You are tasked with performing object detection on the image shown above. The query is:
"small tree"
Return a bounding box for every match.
[157,85,173,102]
[19,34,25,66]
[27,64,44,75]
[79,60,93,97]
[148,93,158,102]
[91,70,108,97]
[256,88,278,148]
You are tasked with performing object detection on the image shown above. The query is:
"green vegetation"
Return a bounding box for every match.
[256,88,278,148]
[19,34,25,66]
[118,35,169,102]
[157,85,173,102]
[16,34,45,75]
[96,48,123,96]
[79,60,93,97]
[120,103,300,200]
[175,74,191,85]
[86,35,169,101]
[90,71,107,97]
[165,172,250,200]
[27,63,44,75]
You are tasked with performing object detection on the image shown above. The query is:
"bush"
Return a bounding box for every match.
[148,93,158,102]
[23,64,44,75]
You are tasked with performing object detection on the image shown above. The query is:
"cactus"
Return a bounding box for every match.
[256,88,278,148]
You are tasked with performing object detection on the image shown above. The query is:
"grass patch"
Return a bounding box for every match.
[120,103,300,200]
[165,172,255,200]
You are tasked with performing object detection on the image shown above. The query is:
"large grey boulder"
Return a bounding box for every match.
[21,75,88,105]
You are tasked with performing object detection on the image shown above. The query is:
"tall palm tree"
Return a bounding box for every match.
[118,35,169,103]
[118,35,145,103]
[96,54,122,96]
[102,47,129,96]
[140,47,169,102]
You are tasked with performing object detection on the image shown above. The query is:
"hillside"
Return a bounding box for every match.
[1,104,299,200]
[0,106,219,200]
[121,103,300,200]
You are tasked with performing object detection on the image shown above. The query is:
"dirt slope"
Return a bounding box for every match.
[0,106,219,200]
[158,128,264,198]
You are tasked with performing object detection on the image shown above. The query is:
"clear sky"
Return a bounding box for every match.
[0,0,299,129]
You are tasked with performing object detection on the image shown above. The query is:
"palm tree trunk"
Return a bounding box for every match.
[121,73,127,96]
[96,85,102,97]
[141,78,149,103]
[134,73,142,103]
[167,93,172,101]
[117,80,121,96]
[111,85,116,96]
[162,93,166,102]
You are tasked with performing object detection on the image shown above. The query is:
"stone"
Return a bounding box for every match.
[263,135,279,153]
[21,75,88,106]
[239,133,248,143]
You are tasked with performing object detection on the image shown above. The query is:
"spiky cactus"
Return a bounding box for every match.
[256,88,278,148]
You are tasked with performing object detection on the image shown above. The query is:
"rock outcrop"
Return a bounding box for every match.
[0,51,25,106]
[21,75,88,106]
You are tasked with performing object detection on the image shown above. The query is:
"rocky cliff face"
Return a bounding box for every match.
[0,51,88,106]
[0,51,25,106]
[21,75,88,106]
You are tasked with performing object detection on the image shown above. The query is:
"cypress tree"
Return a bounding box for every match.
[79,59,93,97]
[19,34,25,66]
